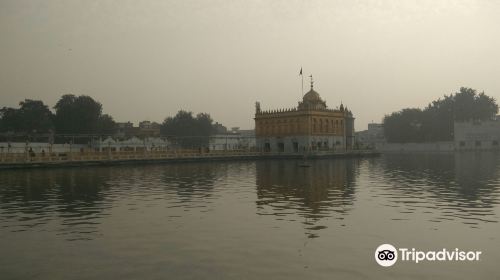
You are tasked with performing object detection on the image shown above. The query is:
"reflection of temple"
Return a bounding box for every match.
[254,77,355,153]
[255,159,357,237]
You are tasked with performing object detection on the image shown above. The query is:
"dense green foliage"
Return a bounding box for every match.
[384,87,498,143]
[1,95,223,143]
[54,94,104,134]
[95,114,117,135]
[1,95,116,135]
[161,111,215,148]
[0,99,54,133]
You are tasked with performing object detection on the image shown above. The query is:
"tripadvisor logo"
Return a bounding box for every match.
[375,244,398,267]
[375,244,482,267]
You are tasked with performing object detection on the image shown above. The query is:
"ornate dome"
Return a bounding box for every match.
[298,88,327,110]
[297,75,327,110]
[303,89,321,102]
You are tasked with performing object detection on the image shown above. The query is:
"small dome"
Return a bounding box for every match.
[303,89,321,102]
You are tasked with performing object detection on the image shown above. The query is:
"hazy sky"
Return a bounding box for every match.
[1,0,499,131]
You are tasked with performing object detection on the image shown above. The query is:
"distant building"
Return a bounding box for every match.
[454,119,500,150]
[209,128,256,151]
[254,78,354,153]
[115,121,161,138]
[116,122,138,138]
[355,123,385,148]
[137,121,161,137]
[116,121,134,131]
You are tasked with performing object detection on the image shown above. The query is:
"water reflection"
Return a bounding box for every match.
[376,152,500,227]
[0,153,499,244]
[0,168,113,240]
[0,162,230,240]
[255,159,358,238]
[161,163,219,201]
[454,152,500,203]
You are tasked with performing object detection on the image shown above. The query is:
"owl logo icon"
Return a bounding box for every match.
[375,244,398,267]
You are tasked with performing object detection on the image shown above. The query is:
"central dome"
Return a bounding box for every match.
[298,88,327,110]
[303,89,321,102]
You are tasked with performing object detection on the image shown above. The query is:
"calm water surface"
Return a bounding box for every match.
[0,152,499,279]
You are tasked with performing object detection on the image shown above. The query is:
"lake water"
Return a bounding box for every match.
[1,152,499,279]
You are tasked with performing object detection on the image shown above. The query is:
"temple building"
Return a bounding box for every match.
[254,77,354,153]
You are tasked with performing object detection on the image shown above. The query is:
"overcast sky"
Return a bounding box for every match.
[1,0,499,130]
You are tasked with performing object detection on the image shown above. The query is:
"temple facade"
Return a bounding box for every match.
[254,79,354,153]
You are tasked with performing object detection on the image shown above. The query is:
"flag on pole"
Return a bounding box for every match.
[300,67,304,97]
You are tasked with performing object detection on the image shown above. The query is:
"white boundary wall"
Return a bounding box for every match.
[377,142,455,152]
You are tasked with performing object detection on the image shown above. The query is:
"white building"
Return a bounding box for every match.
[454,119,500,150]
[209,129,256,151]
[355,123,385,148]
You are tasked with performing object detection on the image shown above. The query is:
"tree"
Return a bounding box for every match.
[0,107,21,133]
[161,110,216,148]
[472,91,497,120]
[53,94,103,134]
[195,113,215,136]
[96,114,117,135]
[18,99,54,133]
[453,87,498,122]
[384,108,424,143]
[453,87,476,122]
[421,94,454,141]
[384,87,498,143]
[0,99,54,133]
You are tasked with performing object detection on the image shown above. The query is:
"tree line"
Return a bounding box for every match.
[160,110,221,147]
[1,95,224,147]
[0,95,117,135]
[384,87,498,143]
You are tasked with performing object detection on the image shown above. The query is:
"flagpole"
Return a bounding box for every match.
[301,72,304,97]
[300,67,304,97]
